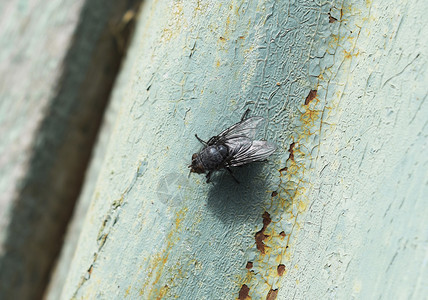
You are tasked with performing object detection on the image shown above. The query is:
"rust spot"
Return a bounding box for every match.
[88,265,93,275]
[262,212,271,226]
[246,261,253,269]
[238,284,250,300]
[344,50,352,59]
[279,231,286,237]
[328,13,337,23]
[239,36,245,39]
[271,191,278,197]
[99,232,109,244]
[255,231,268,253]
[305,89,317,105]
[255,212,271,254]
[219,36,226,41]
[157,285,169,299]
[288,142,295,161]
[279,166,287,174]
[277,264,285,276]
[276,82,281,86]
[266,289,278,300]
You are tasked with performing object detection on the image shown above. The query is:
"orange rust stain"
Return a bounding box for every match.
[266,289,278,300]
[174,208,186,229]
[140,208,188,298]
[328,13,338,23]
[305,89,317,105]
[288,142,296,161]
[344,50,353,59]
[216,60,221,67]
[344,49,360,59]
[246,261,253,270]
[124,285,131,297]
[277,264,286,276]
[161,1,185,42]
[157,285,169,300]
[238,284,251,300]
[284,163,300,179]
[254,231,268,253]
[300,107,320,127]
[255,212,272,254]
[328,33,343,48]
[279,166,287,174]
[150,249,171,294]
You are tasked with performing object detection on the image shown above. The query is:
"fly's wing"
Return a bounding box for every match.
[207,116,264,145]
[224,136,253,157]
[227,140,276,167]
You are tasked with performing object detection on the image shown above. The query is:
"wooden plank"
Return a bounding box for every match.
[42,0,428,299]
[0,1,139,299]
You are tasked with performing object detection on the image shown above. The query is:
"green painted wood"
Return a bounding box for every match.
[0,1,140,299]
[59,0,427,299]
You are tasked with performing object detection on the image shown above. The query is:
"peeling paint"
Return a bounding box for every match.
[304,90,317,106]
[238,284,250,300]
[266,288,278,300]
[236,0,360,298]
[62,0,428,299]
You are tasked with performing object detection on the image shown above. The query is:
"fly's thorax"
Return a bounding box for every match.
[217,144,228,157]
[200,144,229,171]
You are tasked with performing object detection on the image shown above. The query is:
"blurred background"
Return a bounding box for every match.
[0,1,142,299]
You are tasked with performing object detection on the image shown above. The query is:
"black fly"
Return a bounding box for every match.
[189,109,276,183]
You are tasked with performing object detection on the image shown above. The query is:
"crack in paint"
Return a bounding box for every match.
[71,160,147,298]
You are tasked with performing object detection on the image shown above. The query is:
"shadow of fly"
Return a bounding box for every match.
[189,109,276,183]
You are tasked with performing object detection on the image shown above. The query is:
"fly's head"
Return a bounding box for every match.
[189,153,205,174]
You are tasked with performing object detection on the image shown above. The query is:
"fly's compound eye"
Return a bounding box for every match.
[189,153,205,174]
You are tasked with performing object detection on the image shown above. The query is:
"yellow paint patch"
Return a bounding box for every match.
[124,285,131,297]
[160,1,187,43]
[139,207,188,298]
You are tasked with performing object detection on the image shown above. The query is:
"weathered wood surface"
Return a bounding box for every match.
[1,0,426,299]
[0,1,139,299]
[58,0,428,299]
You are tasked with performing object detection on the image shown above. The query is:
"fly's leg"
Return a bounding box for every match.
[225,167,240,184]
[195,134,208,146]
[241,109,251,121]
[206,171,212,183]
